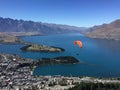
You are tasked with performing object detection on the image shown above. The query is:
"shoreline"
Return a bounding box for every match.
[0,33,65,53]
[0,53,120,78]
[0,53,120,89]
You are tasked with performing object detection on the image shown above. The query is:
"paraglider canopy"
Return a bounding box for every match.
[74,40,83,48]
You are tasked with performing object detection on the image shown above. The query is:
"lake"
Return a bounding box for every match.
[0,33,120,77]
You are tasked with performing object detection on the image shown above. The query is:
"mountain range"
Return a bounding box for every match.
[85,20,120,40]
[0,17,85,35]
[0,17,120,41]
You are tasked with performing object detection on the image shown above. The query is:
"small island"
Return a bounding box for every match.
[20,44,65,52]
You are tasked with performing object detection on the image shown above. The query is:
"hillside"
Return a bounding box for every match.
[85,20,120,40]
[0,33,24,44]
[0,17,85,35]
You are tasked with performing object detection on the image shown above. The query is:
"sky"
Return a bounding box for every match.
[0,0,120,27]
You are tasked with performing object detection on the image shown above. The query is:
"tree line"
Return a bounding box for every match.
[69,82,120,90]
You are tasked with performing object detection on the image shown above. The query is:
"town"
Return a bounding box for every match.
[0,53,120,90]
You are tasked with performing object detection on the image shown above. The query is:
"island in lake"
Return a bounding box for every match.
[20,44,65,52]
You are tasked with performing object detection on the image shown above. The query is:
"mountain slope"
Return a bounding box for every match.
[85,20,120,40]
[0,17,85,35]
[0,33,23,44]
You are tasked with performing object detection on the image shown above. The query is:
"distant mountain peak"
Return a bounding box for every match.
[0,17,86,35]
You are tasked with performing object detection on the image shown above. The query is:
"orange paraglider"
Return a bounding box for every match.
[74,40,83,48]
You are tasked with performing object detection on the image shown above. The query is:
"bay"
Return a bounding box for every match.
[0,33,120,77]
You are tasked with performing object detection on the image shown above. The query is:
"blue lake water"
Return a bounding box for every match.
[0,33,120,77]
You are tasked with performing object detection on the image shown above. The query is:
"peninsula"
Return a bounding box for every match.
[18,56,80,68]
[0,33,24,44]
[0,53,79,88]
[0,53,120,90]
